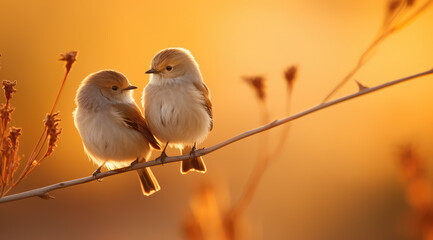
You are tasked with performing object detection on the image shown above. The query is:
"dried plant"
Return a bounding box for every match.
[0,80,21,196]
[243,75,269,126]
[243,76,266,102]
[53,51,77,114]
[0,51,77,197]
[0,79,20,195]
[284,66,297,96]
[221,75,271,237]
[42,113,62,160]
[277,65,298,150]
[224,66,298,239]
[183,182,231,240]
[322,0,433,102]
[4,127,22,180]
[183,65,298,239]
[398,144,433,240]
[0,80,17,143]
[226,0,432,233]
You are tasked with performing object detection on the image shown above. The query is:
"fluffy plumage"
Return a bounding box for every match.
[143,48,213,174]
[73,70,160,196]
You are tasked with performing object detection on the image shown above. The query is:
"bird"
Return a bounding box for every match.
[142,47,213,174]
[73,69,161,196]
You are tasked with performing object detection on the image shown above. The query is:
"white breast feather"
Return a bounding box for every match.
[73,107,151,170]
[144,80,211,149]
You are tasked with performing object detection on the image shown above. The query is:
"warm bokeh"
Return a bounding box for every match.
[1,0,433,239]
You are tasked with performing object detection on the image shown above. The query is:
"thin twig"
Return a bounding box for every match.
[49,61,72,115]
[0,68,432,204]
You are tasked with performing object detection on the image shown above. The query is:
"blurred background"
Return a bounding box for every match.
[1,0,433,239]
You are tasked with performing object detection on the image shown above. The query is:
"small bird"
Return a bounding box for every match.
[73,70,161,196]
[142,48,213,174]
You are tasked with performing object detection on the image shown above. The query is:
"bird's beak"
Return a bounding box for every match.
[145,68,160,74]
[123,85,138,91]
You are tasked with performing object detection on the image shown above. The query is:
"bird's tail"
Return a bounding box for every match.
[136,167,160,196]
[180,146,207,174]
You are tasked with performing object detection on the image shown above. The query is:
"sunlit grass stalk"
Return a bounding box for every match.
[1,52,77,196]
[270,66,297,158]
[0,80,20,197]
[0,81,16,157]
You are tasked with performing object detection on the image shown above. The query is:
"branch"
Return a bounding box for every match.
[1,68,432,204]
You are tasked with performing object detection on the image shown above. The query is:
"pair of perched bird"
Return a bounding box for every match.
[73,48,213,196]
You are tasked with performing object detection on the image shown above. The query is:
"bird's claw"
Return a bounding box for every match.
[189,147,197,159]
[130,158,139,166]
[189,143,199,159]
[92,166,103,182]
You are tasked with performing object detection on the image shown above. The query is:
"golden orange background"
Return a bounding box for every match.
[1,0,433,239]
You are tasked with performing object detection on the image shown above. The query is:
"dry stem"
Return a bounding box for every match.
[230,67,297,222]
[1,51,77,197]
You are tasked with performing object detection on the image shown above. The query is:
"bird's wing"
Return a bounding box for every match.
[193,81,213,131]
[112,103,161,150]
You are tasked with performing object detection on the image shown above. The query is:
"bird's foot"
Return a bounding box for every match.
[130,158,139,167]
[189,145,198,159]
[157,142,169,165]
[92,165,104,182]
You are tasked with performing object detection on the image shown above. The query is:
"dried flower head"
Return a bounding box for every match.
[59,51,78,73]
[42,112,62,159]
[6,127,22,177]
[407,0,416,7]
[0,104,14,129]
[384,0,416,28]
[284,66,298,93]
[7,127,21,150]
[388,0,403,14]
[244,76,266,101]
[1,81,17,135]
[2,80,17,102]
[1,127,22,193]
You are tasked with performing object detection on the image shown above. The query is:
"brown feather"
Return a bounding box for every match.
[136,168,160,196]
[113,103,161,150]
[193,82,213,131]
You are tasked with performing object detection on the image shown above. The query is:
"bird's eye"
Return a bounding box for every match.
[112,86,118,91]
[166,66,173,71]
